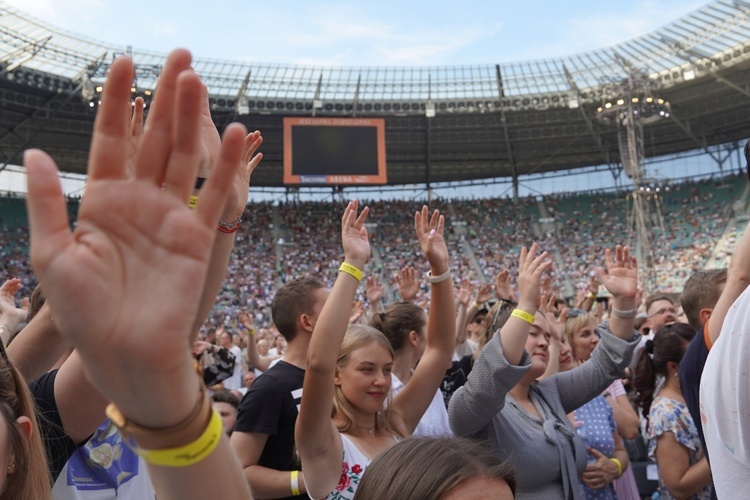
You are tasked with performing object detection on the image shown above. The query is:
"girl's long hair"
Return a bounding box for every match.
[0,351,51,500]
[333,325,396,436]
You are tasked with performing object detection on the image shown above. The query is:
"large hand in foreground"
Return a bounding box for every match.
[25,50,247,426]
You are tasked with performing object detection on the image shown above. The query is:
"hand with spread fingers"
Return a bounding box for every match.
[597,245,637,300]
[457,277,473,307]
[414,206,449,275]
[24,48,252,499]
[395,266,420,302]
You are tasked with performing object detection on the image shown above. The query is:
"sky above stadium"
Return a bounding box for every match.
[7,0,708,66]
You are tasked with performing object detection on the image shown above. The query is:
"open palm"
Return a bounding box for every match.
[26,50,246,402]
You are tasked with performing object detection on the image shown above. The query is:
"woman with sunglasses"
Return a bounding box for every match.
[449,245,640,499]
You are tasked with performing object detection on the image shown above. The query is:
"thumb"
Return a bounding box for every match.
[588,448,606,459]
[25,150,73,274]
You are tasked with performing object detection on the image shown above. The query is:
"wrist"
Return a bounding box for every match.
[516,301,538,315]
[611,297,636,310]
[343,258,367,270]
[107,358,200,430]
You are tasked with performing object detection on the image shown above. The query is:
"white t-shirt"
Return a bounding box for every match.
[391,372,452,437]
[700,286,750,498]
[223,345,244,390]
[52,419,156,500]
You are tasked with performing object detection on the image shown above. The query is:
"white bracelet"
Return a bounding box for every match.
[426,269,451,284]
[611,306,637,319]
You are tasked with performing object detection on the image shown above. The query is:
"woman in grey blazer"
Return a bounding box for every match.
[448,244,640,500]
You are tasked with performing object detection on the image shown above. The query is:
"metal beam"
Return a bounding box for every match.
[562,64,614,168]
[668,115,724,164]
[664,37,750,100]
[495,65,518,203]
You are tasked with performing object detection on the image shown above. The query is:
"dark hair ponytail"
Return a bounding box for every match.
[633,323,695,418]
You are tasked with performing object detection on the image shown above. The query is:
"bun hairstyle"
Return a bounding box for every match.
[368,302,425,353]
[633,323,696,418]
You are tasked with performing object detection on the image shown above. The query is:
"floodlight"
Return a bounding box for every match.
[683,69,695,80]
[567,98,579,109]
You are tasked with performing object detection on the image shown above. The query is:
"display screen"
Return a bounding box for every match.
[283,117,387,185]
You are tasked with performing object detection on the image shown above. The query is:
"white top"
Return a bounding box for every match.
[52,420,156,499]
[222,345,244,390]
[700,286,750,499]
[391,372,452,437]
[313,434,371,500]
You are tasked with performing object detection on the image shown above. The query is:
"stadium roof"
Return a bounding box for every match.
[1,0,750,186]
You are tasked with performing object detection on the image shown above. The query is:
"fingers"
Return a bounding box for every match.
[559,308,569,323]
[163,71,204,202]
[25,150,73,272]
[243,131,263,164]
[194,122,247,229]
[131,97,145,136]
[134,49,193,184]
[87,56,135,181]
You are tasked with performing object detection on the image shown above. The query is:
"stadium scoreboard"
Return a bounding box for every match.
[283,117,387,185]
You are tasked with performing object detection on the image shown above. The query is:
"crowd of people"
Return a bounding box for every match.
[0,47,748,499]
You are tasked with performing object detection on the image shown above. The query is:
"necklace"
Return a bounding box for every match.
[355,424,375,435]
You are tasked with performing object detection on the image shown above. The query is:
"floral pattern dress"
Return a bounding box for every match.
[324,434,370,500]
[647,396,713,500]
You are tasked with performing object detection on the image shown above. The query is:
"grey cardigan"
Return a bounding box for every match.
[448,324,639,500]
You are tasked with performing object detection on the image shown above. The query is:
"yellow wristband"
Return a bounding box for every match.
[610,457,623,477]
[188,195,199,209]
[511,308,535,325]
[587,291,597,299]
[290,470,300,496]
[137,409,222,467]
[339,262,363,282]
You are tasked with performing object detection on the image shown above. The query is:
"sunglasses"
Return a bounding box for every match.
[567,309,589,318]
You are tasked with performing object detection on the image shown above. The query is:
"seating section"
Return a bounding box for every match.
[1,174,746,327]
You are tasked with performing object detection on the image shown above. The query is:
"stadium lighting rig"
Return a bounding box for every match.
[592,69,669,291]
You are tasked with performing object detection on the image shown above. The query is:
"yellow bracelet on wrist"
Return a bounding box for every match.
[136,408,223,467]
[339,262,363,282]
[511,308,535,325]
[610,457,623,477]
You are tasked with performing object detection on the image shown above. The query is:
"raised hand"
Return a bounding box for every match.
[349,300,365,324]
[414,206,449,274]
[457,277,473,307]
[341,200,370,268]
[541,293,568,343]
[475,282,492,304]
[494,269,513,301]
[0,278,28,330]
[365,275,384,305]
[25,49,246,427]
[238,311,254,331]
[597,246,637,300]
[516,243,552,313]
[395,266,420,302]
